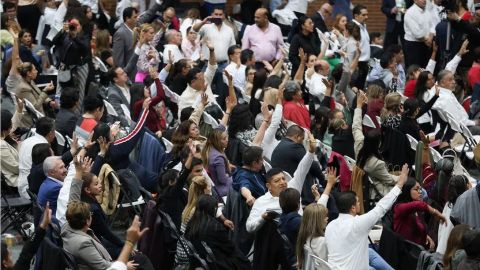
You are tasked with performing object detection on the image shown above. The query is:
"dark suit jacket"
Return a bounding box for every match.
[55,108,78,138]
[112,23,134,68]
[382,0,401,33]
[271,138,325,204]
[312,12,328,33]
[107,84,131,127]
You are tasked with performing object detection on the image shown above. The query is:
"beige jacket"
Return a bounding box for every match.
[0,139,19,186]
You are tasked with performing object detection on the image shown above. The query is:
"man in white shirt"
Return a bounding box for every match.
[352,4,370,89]
[325,164,409,270]
[306,59,330,106]
[404,0,435,68]
[284,0,315,17]
[224,45,246,91]
[162,29,185,63]
[18,117,56,199]
[192,7,235,65]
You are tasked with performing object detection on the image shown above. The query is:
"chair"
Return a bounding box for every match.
[406,134,418,151]
[103,100,118,117]
[203,111,219,129]
[92,56,108,72]
[120,104,132,126]
[263,160,272,171]
[344,156,356,170]
[23,98,45,119]
[310,254,336,270]
[376,115,382,125]
[362,114,376,128]
[162,137,173,153]
[430,147,442,163]
[162,83,180,104]
[1,178,32,238]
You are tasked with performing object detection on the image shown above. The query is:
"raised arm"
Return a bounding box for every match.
[251,103,272,146]
[262,92,284,149]
[352,91,367,157]
[294,48,306,82]
[9,29,20,75]
[313,167,338,206]
[288,131,316,192]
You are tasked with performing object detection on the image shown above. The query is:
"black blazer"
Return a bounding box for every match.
[288,33,321,76]
[381,0,402,33]
[312,12,328,33]
[55,108,78,138]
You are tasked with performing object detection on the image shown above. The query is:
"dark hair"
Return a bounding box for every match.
[447,175,469,206]
[357,129,382,168]
[191,157,203,168]
[279,188,300,213]
[60,87,80,109]
[386,44,402,55]
[369,32,381,42]
[143,75,154,88]
[331,63,343,83]
[462,229,480,257]
[353,4,367,16]
[242,146,263,166]
[406,64,421,80]
[336,191,357,213]
[286,125,304,137]
[345,21,360,41]
[295,16,311,34]
[122,7,138,21]
[171,120,196,158]
[396,177,418,203]
[180,107,195,122]
[251,69,268,96]
[85,123,110,160]
[186,67,202,85]
[266,167,284,183]
[1,110,12,133]
[36,117,55,137]
[107,67,120,83]
[0,13,8,30]
[227,44,241,58]
[380,51,395,69]
[228,104,253,138]
[414,71,432,100]
[473,46,480,63]
[241,49,254,65]
[313,107,330,140]
[32,143,52,165]
[403,98,419,118]
[83,94,104,112]
[185,194,219,239]
[3,2,15,11]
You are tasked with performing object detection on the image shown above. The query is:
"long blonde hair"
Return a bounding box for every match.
[296,204,328,269]
[380,92,402,121]
[182,176,209,223]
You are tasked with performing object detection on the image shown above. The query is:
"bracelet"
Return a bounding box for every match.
[125,240,135,248]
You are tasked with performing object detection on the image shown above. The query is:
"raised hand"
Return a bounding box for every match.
[39,202,52,229]
[201,92,209,107]
[261,102,272,122]
[97,136,110,156]
[298,47,306,62]
[326,167,338,186]
[356,90,368,108]
[225,95,237,113]
[143,97,152,110]
[458,39,469,56]
[307,131,316,153]
[397,164,410,188]
[15,96,24,113]
[148,65,158,79]
[223,70,233,82]
[126,215,149,244]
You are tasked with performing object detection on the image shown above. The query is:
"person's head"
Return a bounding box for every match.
[82,5,93,20]
[66,201,91,230]
[186,67,205,90]
[279,188,300,213]
[443,224,472,269]
[108,67,128,87]
[283,80,302,102]
[190,157,204,178]
[403,98,420,118]
[336,191,360,215]
[158,169,180,193]
[1,110,12,137]
[329,108,344,120]
[81,172,102,198]
[345,21,361,40]
[242,146,264,171]
[447,175,470,205]
[369,32,383,46]
[206,128,228,151]
[314,59,330,76]
[406,64,421,81]
[245,66,256,83]
[17,62,38,80]
[32,143,53,165]
[182,175,211,222]
[296,204,328,269]
[228,104,253,137]
[185,194,218,239]
[36,117,56,143]
[95,29,111,51]
[367,84,385,100]
[307,54,318,69]
[357,129,382,168]
[462,229,480,258]
[122,7,138,28]
[83,94,104,120]
[383,92,403,115]
[165,29,182,45]
[43,156,67,181]
[139,23,155,42]
[319,3,333,18]
[228,44,241,63]
[211,7,225,22]
[3,2,16,20]
[386,44,404,64]
[329,118,348,134]
[380,51,396,69]
[333,13,347,32]
[241,49,255,66]
[186,8,200,20]
[437,70,455,90]
[186,26,198,42]
[414,0,427,9]
[396,177,421,203]
[181,119,199,139]
[19,29,32,47]
[298,16,314,34]
[285,125,305,144]
[414,71,435,99]
[266,168,288,197]
[254,8,269,28]
[353,4,368,23]
[60,87,80,110]
[163,7,175,24]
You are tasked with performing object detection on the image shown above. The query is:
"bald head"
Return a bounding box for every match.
[320,3,333,18]
[254,8,269,28]
[314,60,330,76]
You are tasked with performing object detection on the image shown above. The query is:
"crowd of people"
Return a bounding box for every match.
[1,0,480,269]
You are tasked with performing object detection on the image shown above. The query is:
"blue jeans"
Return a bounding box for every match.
[369,248,394,270]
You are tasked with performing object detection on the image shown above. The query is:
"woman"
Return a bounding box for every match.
[185,195,251,270]
[366,84,385,127]
[1,109,21,187]
[312,106,330,143]
[393,177,447,250]
[443,224,471,270]
[171,119,205,160]
[332,14,347,37]
[166,59,193,95]
[229,104,257,145]
[94,29,114,68]
[77,94,104,137]
[329,118,355,157]
[244,66,256,98]
[437,176,471,254]
[399,95,439,140]
[135,23,161,82]
[179,8,201,38]
[283,81,310,129]
[18,29,44,73]
[256,75,282,110]
[288,16,321,76]
[202,127,233,198]
[343,22,361,75]
[403,64,421,98]
[414,71,437,133]
[296,204,329,269]
[381,92,403,129]
[181,26,200,61]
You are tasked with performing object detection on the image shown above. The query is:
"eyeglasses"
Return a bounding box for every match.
[412,187,422,192]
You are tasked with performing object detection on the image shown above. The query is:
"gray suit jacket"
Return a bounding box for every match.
[107,84,131,127]
[61,224,112,270]
[112,24,134,68]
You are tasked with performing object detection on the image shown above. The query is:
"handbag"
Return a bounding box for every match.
[58,63,72,83]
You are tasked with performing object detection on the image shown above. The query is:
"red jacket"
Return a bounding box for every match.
[393,201,429,246]
[283,100,310,129]
[133,78,166,132]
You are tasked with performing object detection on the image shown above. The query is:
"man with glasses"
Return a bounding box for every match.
[312,3,333,33]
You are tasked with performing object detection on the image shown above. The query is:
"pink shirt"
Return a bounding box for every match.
[241,22,284,62]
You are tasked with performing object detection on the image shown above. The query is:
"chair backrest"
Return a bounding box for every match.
[344,156,356,170]
[323,144,332,160]
[103,100,118,117]
[120,104,132,125]
[405,134,418,151]
[162,137,173,153]
[93,56,108,72]
[362,114,376,128]
[310,254,335,270]
[444,111,461,132]
[24,98,45,119]
[263,160,272,171]
[203,111,219,129]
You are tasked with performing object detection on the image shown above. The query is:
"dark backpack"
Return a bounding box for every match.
[34,223,78,270]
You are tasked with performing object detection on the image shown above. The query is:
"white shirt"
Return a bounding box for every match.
[224,62,246,90]
[162,44,185,63]
[262,104,282,160]
[352,19,370,61]
[198,23,236,62]
[426,0,443,33]
[107,261,127,270]
[18,133,48,199]
[436,203,453,254]
[325,186,402,270]
[246,152,328,232]
[115,84,131,104]
[56,161,76,225]
[404,4,435,42]
[306,73,327,100]
[178,63,218,116]
[285,0,314,14]
[180,18,202,38]
[430,86,476,126]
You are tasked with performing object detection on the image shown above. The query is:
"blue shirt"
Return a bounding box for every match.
[232,167,267,199]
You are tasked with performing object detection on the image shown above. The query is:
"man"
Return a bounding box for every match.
[403,0,435,68]
[192,8,236,65]
[325,164,409,269]
[112,7,138,68]
[162,29,184,63]
[369,32,384,60]
[3,2,17,22]
[284,0,315,18]
[306,59,330,105]
[312,3,333,33]
[352,5,371,89]
[271,125,325,204]
[224,45,246,91]
[450,184,480,229]
[107,67,132,127]
[37,156,68,216]
[381,0,405,48]
[448,8,480,70]
[18,117,56,199]
[241,8,284,63]
[241,49,256,68]
[55,87,79,138]
[178,41,218,115]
